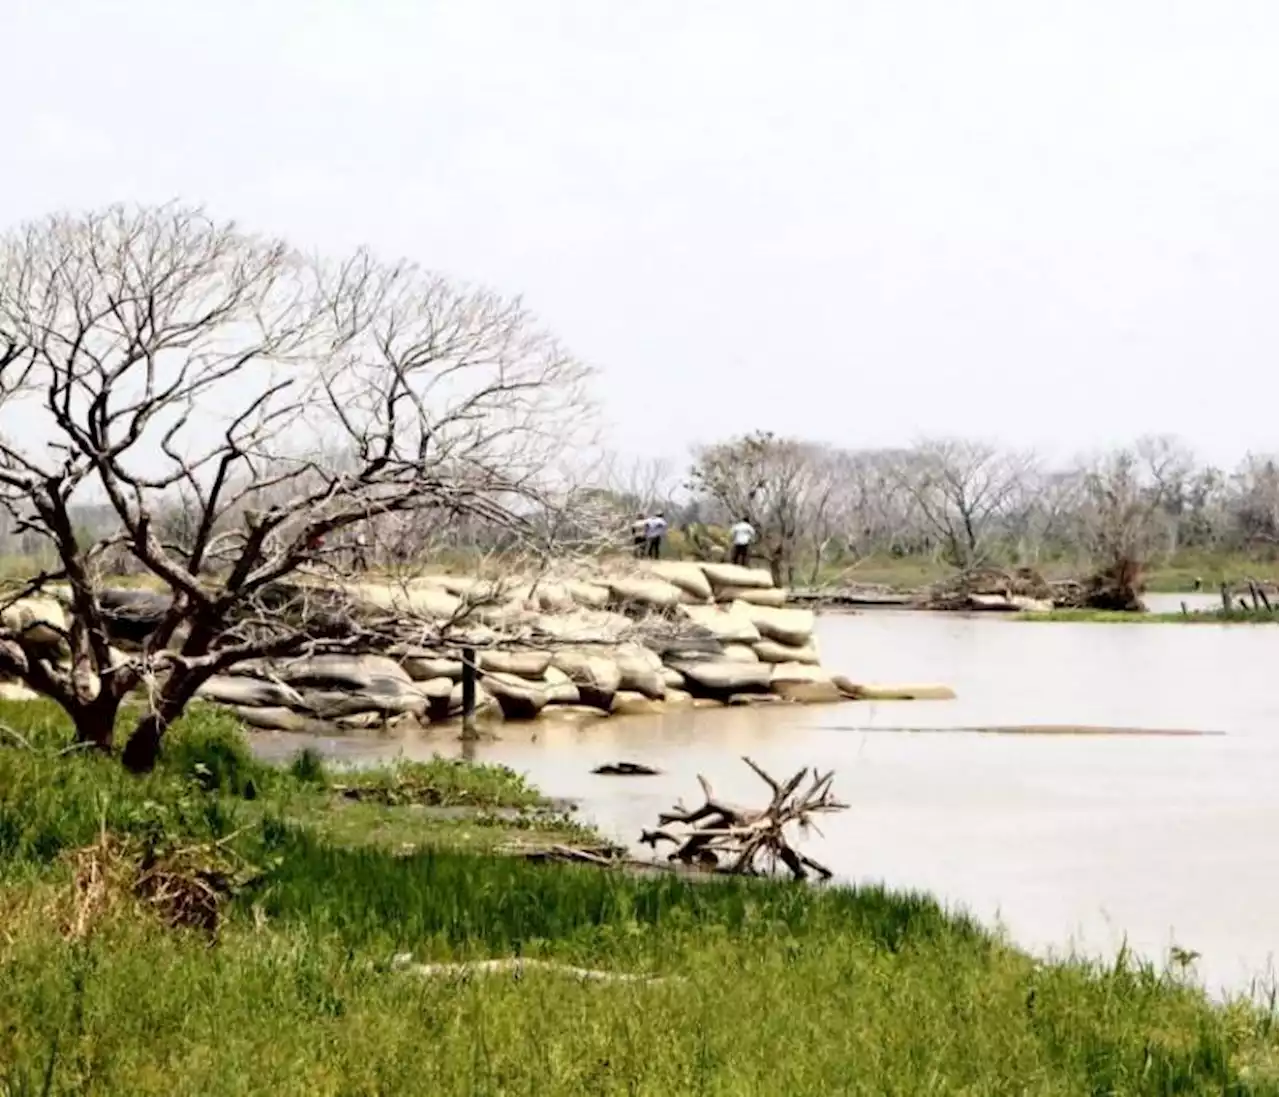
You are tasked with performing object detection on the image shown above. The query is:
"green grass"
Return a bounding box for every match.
[0,697,1275,1094]
[1017,606,1279,624]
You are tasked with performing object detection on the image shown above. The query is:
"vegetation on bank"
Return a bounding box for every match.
[0,701,1275,1094]
[1016,606,1279,624]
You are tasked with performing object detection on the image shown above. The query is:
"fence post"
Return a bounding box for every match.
[461,646,477,741]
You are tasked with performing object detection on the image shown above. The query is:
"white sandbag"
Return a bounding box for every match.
[534,610,632,644]
[606,576,683,612]
[413,677,455,701]
[0,681,40,702]
[678,603,760,644]
[731,602,815,648]
[769,662,832,684]
[771,679,845,704]
[698,563,774,591]
[198,676,306,709]
[831,676,957,701]
[1,597,67,648]
[721,644,761,663]
[234,706,307,731]
[610,690,665,716]
[613,643,666,698]
[483,672,548,720]
[351,582,461,619]
[661,666,686,689]
[713,585,788,608]
[672,659,772,696]
[752,638,821,665]
[478,650,552,679]
[532,582,577,614]
[564,580,611,609]
[399,654,464,681]
[550,651,622,710]
[648,562,713,601]
[274,654,412,691]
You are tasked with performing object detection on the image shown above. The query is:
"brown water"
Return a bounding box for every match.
[255,611,1279,997]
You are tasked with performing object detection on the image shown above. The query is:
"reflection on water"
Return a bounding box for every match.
[254,611,1278,997]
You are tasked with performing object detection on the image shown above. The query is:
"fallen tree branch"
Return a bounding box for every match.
[639,756,848,880]
[390,953,679,985]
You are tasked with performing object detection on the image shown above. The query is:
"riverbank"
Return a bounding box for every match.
[0,700,1274,1094]
[1016,606,1279,624]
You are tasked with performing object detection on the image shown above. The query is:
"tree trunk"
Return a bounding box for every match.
[72,694,122,753]
[122,711,165,773]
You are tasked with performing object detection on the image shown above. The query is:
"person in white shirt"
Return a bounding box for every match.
[729,516,755,566]
[644,512,668,559]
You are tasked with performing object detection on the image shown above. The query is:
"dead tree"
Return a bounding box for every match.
[0,202,601,771]
[640,756,848,880]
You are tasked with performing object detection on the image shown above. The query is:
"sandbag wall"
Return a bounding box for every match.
[0,561,864,731]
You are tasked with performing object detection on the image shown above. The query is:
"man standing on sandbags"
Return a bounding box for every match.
[644,512,668,559]
[729,516,755,566]
[631,514,647,557]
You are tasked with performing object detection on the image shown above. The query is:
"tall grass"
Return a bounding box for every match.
[0,699,1275,1094]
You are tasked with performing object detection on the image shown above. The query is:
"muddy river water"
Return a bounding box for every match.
[254,609,1278,998]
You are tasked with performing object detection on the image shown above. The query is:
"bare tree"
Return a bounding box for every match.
[687,432,836,585]
[890,439,1037,568]
[0,203,594,770]
[1072,447,1172,572]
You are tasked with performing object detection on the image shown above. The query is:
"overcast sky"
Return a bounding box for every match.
[5,0,1277,468]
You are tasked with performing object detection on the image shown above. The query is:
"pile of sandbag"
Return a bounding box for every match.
[0,562,957,731]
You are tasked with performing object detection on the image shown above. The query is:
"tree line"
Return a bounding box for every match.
[603,433,1278,586]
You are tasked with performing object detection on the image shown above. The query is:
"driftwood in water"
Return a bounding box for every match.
[639,757,848,880]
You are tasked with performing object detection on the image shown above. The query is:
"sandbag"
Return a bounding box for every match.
[606,576,683,612]
[533,609,631,644]
[299,683,427,720]
[721,643,761,663]
[234,706,307,732]
[564,581,611,609]
[1,597,67,649]
[350,582,462,619]
[274,654,411,691]
[771,679,845,704]
[661,666,686,689]
[542,677,581,704]
[832,676,957,701]
[479,650,552,679]
[532,582,577,614]
[483,672,548,720]
[731,602,815,648]
[550,651,622,711]
[438,682,502,722]
[413,676,455,701]
[197,676,305,709]
[648,562,713,602]
[610,690,665,716]
[752,638,820,665]
[769,662,832,684]
[399,654,464,681]
[672,659,772,696]
[614,644,667,699]
[0,681,39,702]
[713,585,788,607]
[663,688,693,706]
[698,563,774,591]
[678,603,760,643]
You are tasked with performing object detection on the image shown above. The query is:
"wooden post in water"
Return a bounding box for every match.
[460,646,478,741]
[1219,582,1232,613]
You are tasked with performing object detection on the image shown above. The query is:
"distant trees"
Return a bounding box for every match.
[670,431,1276,581]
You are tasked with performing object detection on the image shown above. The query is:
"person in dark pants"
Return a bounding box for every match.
[729,516,755,566]
[631,514,647,557]
[644,512,667,559]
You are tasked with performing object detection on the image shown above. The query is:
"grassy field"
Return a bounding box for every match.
[0,700,1274,1094]
[1016,606,1279,625]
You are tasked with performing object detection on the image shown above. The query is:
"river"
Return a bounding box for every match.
[254,610,1279,998]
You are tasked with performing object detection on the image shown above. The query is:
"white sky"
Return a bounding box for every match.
[4,0,1277,468]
